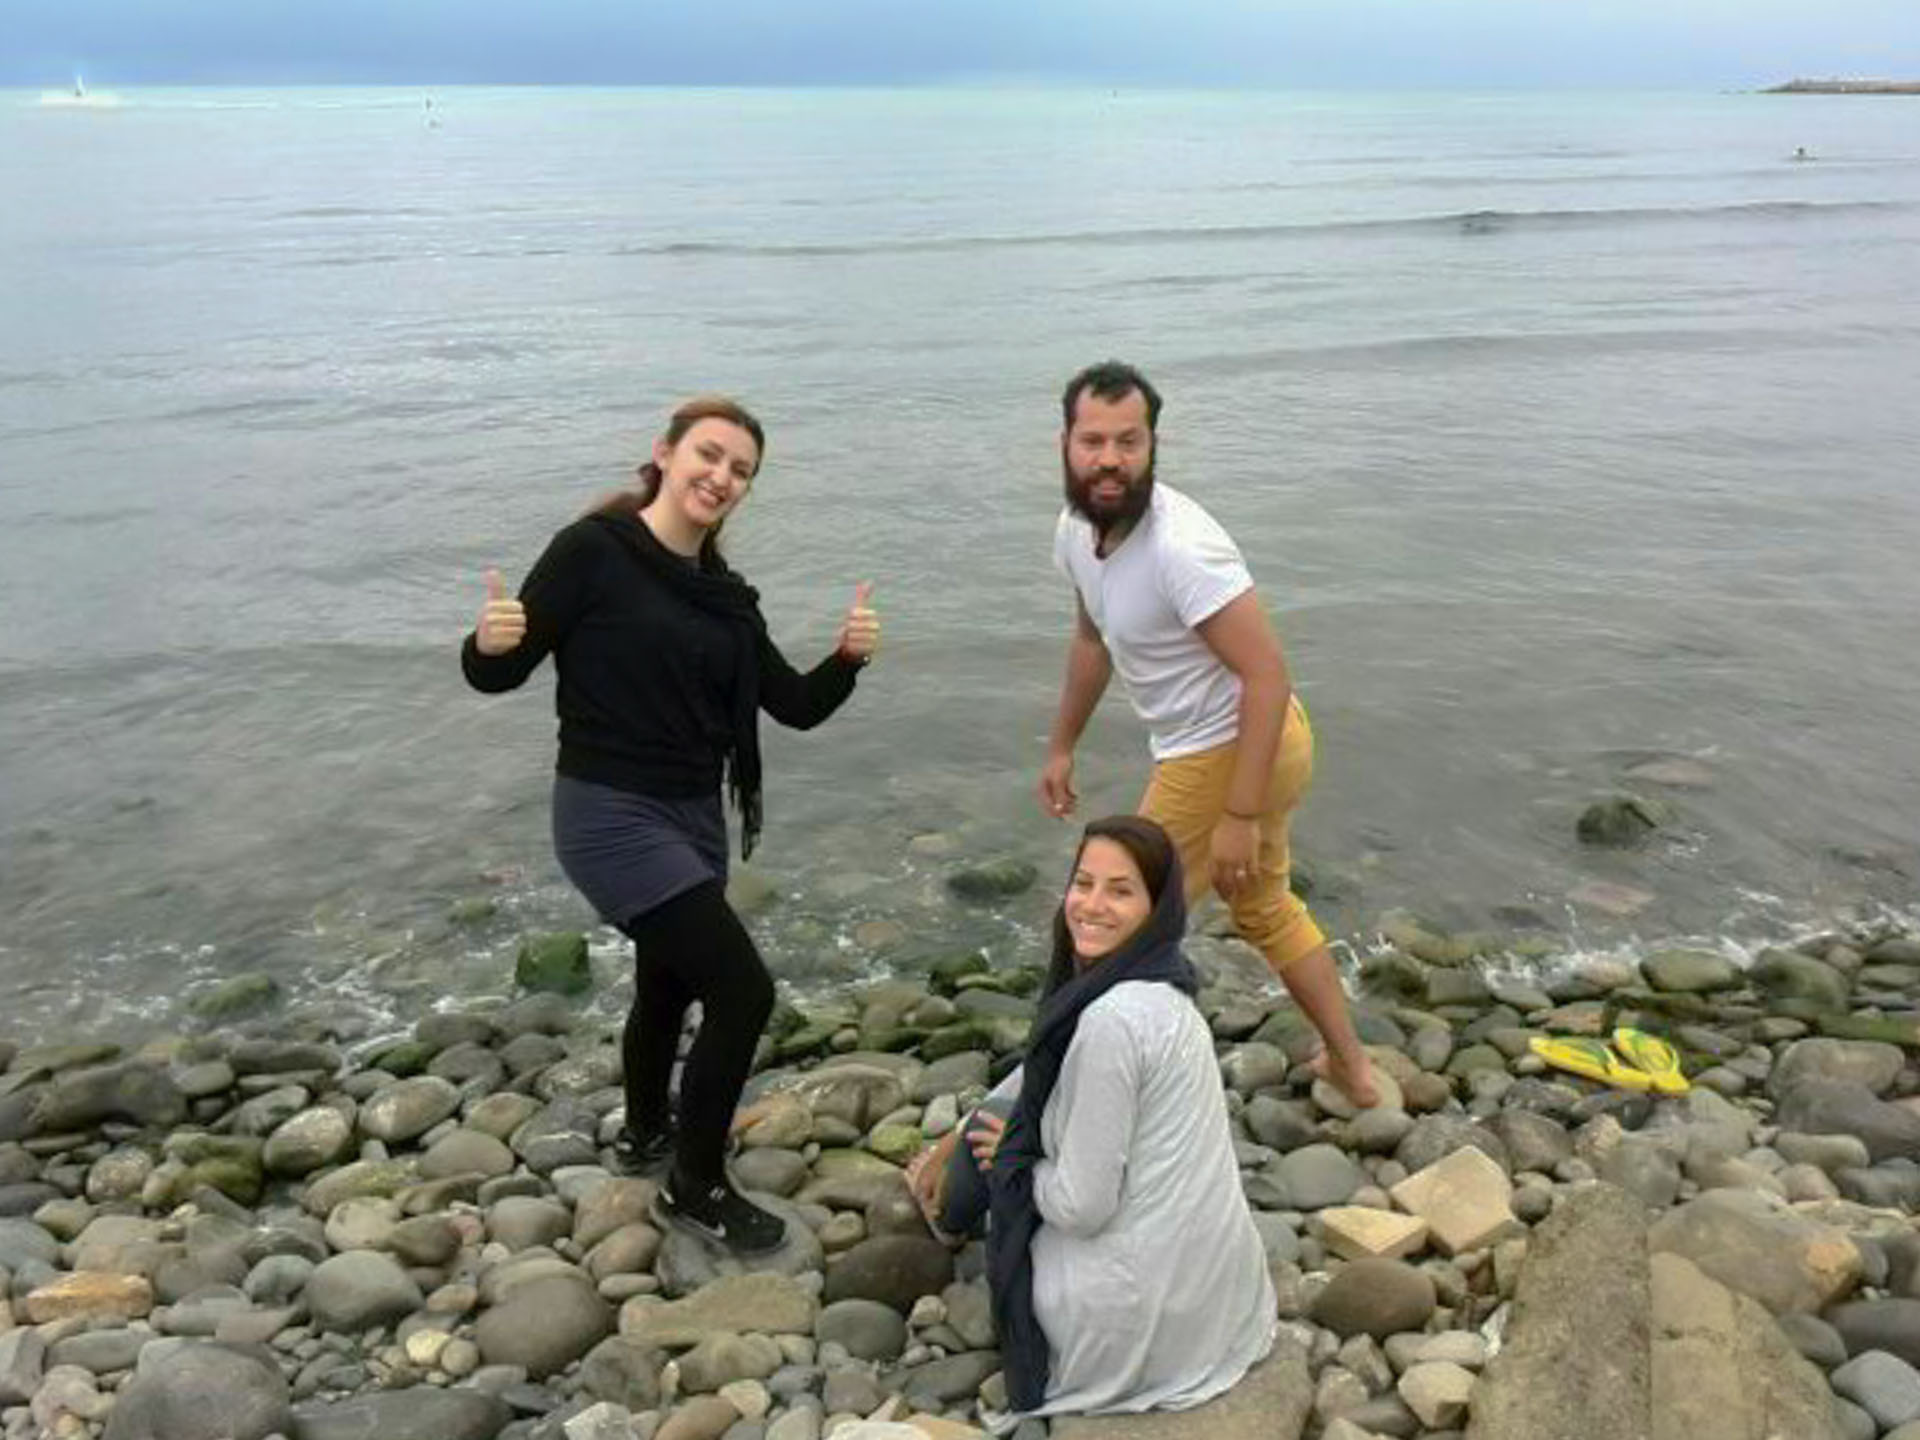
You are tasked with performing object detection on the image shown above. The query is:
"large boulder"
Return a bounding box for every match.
[33,1061,186,1133]
[1648,1251,1844,1440]
[1467,1184,1652,1440]
[1647,1189,1861,1315]
[102,1340,291,1440]
[1050,1340,1311,1440]
[1749,948,1851,1012]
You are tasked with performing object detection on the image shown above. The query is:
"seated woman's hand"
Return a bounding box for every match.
[967,1111,1008,1170]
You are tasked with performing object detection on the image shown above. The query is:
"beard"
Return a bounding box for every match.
[1063,448,1155,538]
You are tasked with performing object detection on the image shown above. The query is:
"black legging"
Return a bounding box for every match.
[617,880,774,1189]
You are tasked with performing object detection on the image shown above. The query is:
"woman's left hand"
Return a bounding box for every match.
[966,1111,1007,1171]
[1210,813,1261,898]
[837,581,880,663]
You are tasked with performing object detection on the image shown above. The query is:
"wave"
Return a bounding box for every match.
[1174,322,1883,375]
[615,199,1915,261]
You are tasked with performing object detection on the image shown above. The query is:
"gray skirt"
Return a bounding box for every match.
[551,775,729,929]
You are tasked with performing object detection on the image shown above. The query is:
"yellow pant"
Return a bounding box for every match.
[1139,694,1326,974]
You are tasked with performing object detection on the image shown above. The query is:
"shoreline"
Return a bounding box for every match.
[0,911,1915,1439]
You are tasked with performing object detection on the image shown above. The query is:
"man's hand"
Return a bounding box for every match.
[1038,748,1078,819]
[1209,813,1261,898]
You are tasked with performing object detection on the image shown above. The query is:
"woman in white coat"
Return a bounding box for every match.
[916,816,1275,1422]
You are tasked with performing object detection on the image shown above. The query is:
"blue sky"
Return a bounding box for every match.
[8,0,1919,88]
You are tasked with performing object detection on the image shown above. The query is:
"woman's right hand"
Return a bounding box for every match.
[475,569,526,656]
[967,1111,1008,1171]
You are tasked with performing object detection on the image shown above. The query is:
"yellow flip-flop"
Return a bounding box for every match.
[1611,1027,1691,1096]
[1528,1035,1656,1092]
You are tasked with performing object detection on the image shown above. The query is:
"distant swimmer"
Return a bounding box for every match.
[1791,146,1815,162]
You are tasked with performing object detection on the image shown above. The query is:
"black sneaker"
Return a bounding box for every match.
[653,1173,787,1256]
[610,1123,676,1178]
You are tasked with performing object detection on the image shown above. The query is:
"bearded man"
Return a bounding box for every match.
[1038,360,1377,1106]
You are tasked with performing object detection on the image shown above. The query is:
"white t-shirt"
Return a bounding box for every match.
[1053,483,1253,760]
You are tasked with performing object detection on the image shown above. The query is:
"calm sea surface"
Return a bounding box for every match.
[3,87,1918,1039]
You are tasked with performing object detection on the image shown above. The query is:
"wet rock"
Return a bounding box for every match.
[1639,950,1740,995]
[1750,948,1850,1011]
[34,1060,186,1132]
[945,859,1038,902]
[190,973,280,1022]
[1577,794,1667,847]
[516,931,592,995]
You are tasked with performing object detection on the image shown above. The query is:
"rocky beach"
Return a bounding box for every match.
[1,865,1918,1440]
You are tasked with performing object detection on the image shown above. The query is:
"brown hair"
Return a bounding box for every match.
[589,396,766,571]
[1043,814,1180,996]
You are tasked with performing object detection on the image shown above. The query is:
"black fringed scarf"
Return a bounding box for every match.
[985,856,1199,1414]
[591,509,769,860]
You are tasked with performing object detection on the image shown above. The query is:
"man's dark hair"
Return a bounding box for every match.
[1061,361,1163,433]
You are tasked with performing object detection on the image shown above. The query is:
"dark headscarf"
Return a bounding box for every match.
[986,827,1199,1414]
[589,509,769,860]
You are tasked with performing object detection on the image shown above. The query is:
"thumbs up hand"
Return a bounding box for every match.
[475,569,527,656]
[836,581,880,665]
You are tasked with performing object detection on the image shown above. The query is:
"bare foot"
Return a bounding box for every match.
[1311,1048,1382,1109]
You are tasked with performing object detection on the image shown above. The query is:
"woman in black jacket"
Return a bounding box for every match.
[462,396,878,1255]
